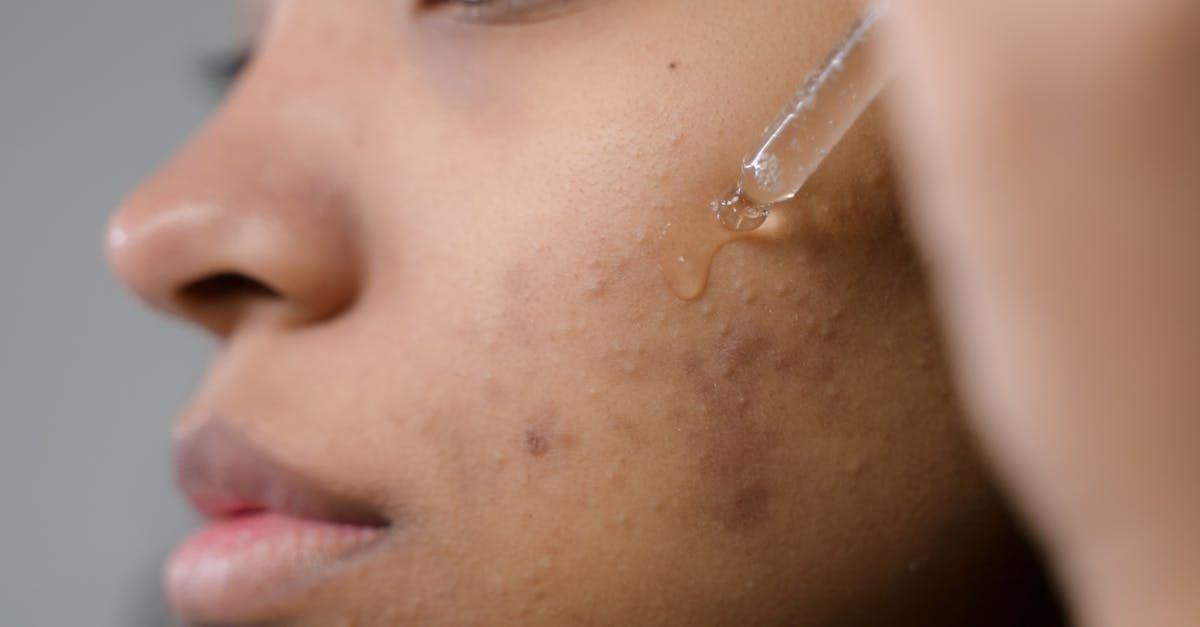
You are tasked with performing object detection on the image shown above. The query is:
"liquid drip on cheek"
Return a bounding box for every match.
[655,5,896,301]
[658,187,773,301]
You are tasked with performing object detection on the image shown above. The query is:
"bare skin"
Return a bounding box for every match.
[104,0,1200,625]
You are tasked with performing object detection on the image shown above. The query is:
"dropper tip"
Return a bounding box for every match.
[711,186,771,232]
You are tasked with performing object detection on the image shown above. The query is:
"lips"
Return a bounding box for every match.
[166,420,391,625]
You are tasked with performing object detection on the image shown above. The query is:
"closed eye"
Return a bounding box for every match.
[422,0,589,24]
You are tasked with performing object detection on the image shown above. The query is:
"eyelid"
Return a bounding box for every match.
[433,0,589,25]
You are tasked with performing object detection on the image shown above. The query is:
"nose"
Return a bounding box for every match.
[107,109,364,338]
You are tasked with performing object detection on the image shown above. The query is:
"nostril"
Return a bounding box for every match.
[176,272,282,335]
[181,272,280,303]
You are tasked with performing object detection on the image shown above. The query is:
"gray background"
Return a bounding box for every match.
[1,2,240,625]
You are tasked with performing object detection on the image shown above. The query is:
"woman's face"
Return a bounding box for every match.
[109,1,1034,625]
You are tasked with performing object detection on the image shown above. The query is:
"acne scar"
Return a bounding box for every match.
[522,427,552,457]
[715,329,773,379]
[519,409,576,459]
[680,325,782,531]
[728,481,771,529]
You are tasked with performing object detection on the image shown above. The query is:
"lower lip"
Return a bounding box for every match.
[165,512,386,624]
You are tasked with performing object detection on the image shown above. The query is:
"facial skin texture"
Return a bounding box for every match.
[109,1,1058,625]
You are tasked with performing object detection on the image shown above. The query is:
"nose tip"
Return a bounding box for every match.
[107,160,363,337]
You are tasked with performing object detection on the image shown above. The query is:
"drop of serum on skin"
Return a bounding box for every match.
[712,185,771,232]
[658,185,772,301]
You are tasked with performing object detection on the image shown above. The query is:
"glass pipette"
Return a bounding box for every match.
[713,2,897,231]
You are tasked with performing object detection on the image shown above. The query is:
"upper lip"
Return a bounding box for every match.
[174,419,389,528]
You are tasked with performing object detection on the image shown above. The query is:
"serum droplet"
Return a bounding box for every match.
[712,186,771,232]
[657,185,777,300]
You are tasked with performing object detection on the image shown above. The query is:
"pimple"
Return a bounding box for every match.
[579,258,610,298]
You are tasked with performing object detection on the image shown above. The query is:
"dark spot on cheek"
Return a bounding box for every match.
[679,330,781,532]
[728,481,771,530]
[519,409,575,459]
[668,60,679,70]
[716,329,773,379]
[523,427,551,457]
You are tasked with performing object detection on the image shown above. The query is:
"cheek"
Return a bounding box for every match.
[416,233,844,533]
[323,3,922,612]
[345,73,869,542]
